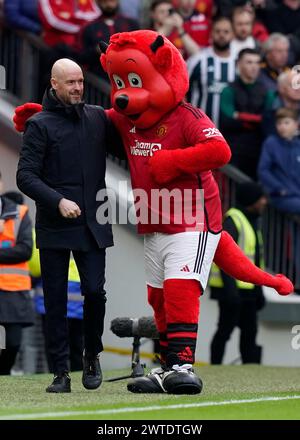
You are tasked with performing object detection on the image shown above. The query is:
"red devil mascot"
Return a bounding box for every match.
[14,30,293,395]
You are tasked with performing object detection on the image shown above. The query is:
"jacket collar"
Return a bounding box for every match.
[42,87,84,119]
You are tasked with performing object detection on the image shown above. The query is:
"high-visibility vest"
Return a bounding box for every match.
[209,208,264,290]
[29,232,83,319]
[0,205,31,291]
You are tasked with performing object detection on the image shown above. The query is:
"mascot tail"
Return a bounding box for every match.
[214,231,294,296]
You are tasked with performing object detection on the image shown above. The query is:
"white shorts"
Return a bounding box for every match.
[144,231,221,291]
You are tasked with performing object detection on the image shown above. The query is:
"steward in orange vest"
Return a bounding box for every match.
[0,194,33,375]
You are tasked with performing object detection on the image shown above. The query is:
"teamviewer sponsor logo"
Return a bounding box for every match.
[0,325,6,349]
[130,140,162,157]
[0,65,6,90]
[203,127,223,138]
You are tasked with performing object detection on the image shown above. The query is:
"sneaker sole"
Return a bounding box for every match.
[127,380,165,394]
[45,389,71,393]
[82,380,102,390]
[166,382,202,395]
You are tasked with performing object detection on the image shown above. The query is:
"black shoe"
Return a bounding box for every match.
[82,353,102,390]
[46,373,71,393]
[127,367,167,394]
[162,364,203,395]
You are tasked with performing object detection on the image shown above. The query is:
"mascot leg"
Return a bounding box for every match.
[161,279,203,394]
[128,279,203,394]
[147,285,167,363]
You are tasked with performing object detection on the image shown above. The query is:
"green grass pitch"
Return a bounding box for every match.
[0,365,299,420]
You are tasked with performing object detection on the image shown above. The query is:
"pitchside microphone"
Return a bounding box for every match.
[110,316,159,339]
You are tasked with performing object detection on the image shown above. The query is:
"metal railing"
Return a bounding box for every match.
[1,20,299,289]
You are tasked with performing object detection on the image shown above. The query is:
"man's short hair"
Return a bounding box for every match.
[150,0,172,11]
[275,107,299,122]
[237,48,261,61]
[212,15,232,28]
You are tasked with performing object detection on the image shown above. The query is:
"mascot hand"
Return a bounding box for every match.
[13,103,43,132]
[273,274,294,296]
[149,149,180,185]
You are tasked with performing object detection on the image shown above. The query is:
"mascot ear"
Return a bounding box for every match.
[154,45,173,70]
[100,53,107,72]
[150,35,173,71]
[99,41,108,72]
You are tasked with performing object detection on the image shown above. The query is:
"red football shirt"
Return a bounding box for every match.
[107,103,223,234]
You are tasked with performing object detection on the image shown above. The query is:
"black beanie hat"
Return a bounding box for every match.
[236,182,264,207]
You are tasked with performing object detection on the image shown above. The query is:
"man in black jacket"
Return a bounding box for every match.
[17,58,121,393]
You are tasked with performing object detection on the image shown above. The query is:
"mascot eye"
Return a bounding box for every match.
[113,74,125,89]
[128,73,142,88]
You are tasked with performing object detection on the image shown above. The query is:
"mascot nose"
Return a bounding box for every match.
[116,94,129,110]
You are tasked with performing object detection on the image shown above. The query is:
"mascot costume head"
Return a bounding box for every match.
[100,31,188,129]
[13,30,294,396]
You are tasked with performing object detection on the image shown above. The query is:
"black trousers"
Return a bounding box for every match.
[0,323,23,375]
[39,248,106,375]
[210,299,261,365]
[41,315,83,372]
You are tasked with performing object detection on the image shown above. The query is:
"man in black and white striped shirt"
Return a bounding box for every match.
[187,16,237,127]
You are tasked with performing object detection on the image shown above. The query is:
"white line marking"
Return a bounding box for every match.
[1,395,300,419]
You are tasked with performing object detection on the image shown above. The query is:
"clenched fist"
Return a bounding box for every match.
[58,198,81,218]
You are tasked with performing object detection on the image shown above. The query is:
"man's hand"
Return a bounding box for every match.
[13,103,43,132]
[0,220,4,234]
[58,198,81,218]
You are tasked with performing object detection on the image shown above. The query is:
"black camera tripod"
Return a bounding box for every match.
[105,336,146,382]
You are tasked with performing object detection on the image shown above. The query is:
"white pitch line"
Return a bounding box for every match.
[1,395,300,420]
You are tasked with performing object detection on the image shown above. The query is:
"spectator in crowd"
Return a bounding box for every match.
[259,33,290,92]
[17,58,122,393]
[260,0,300,49]
[263,70,300,137]
[4,0,41,34]
[78,0,139,77]
[215,0,270,42]
[220,48,274,179]
[230,6,259,57]
[171,0,211,56]
[187,16,236,126]
[0,171,34,375]
[258,108,300,214]
[38,0,100,50]
[210,182,267,365]
[173,0,213,18]
[149,0,200,59]
[29,236,84,372]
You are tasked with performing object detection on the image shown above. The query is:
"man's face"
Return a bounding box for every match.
[152,2,173,26]
[97,0,119,15]
[266,40,289,69]
[212,20,233,50]
[233,12,253,40]
[238,54,261,82]
[51,70,84,105]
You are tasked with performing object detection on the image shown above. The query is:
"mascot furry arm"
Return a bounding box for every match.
[13,33,293,296]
